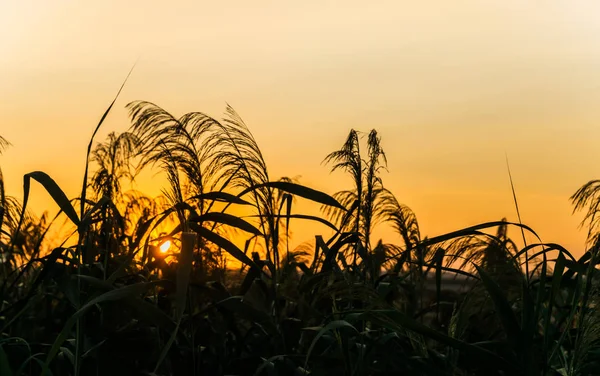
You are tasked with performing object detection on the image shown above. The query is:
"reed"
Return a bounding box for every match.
[0,93,598,375]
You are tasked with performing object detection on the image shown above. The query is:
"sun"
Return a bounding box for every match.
[159,240,171,253]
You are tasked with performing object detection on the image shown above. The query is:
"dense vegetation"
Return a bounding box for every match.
[1,90,600,375]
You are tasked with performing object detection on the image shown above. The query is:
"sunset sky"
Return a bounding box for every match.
[2,1,600,255]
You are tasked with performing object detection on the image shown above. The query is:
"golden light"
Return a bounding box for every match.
[159,240,171,253]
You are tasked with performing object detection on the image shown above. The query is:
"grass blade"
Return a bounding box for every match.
[246,214,339,232]
[474,265,522,353]
[189,222,261,270]
[79,64,136,219]
[244,181,345,210]
[23,171,80,228]
[190,191,252,205]
[304,320,358,369]
[0,344,13,376]
[190,212,262,236]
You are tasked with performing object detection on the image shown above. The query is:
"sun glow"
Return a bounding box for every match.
[159,240,171,253]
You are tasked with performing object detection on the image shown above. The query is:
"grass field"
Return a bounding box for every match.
[1,92,600,375]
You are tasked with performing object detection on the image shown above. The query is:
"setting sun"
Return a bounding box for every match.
[159,240,171,253]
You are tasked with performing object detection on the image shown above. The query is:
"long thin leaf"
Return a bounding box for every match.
[190,212,261,236]
[0,345,13,376]
[246,214,338,232]
[474,265,522,353]
[188,222,261,270]
[23,172,80,227]
[243,181,345,210]
[304,320,358,369]
[79,64,136,219]
[190,191,252,205]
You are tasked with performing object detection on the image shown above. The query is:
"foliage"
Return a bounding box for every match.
[0,96,599,376]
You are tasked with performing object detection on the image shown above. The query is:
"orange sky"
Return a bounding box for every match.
[2,1,600,256]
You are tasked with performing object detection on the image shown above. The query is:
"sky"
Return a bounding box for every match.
[2,1,600,255]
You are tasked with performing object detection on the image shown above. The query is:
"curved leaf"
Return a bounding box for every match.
[474,265,522,352]
[246,214,338,232]
[188,222,260,270]
[405,220,541,255]
[190,191,252,205]
[23,172,79,227]
[190,212,261,236]
[243,181,345,210]
[304,320,358,369]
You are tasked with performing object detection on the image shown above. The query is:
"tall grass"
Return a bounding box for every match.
[0,97,599,375]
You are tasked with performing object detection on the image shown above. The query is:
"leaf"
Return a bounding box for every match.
[254,355,286,376]
[316,235,333,271]
[406,220,541,255]
[549,254,566,312]
[176,232,195,320]
[188,222,261,270]
[434,248,445,317]
[304,320,358,369]
[520,277,538,374]
[512,243,576,264]
[563,251,590,279]
[285,193,292,235]
[22,172,80,227]
[59,347,74,366]
[294,262,311,276]
[79,195,110,228]
[474,265,522,353]
[16,354,53,376]
[310,235,324,271]
[79,64,135,219]
[412,261,478,281]
[244,181,345,210]
[0,345,13,376]
[190,212,261,236]
[247,214,338,232]
[534,252,548,338]
[544,253,566,356]
[190,191,252,205]
[321,232,358,272]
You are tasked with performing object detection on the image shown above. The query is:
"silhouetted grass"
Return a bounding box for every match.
[1,90,600,376]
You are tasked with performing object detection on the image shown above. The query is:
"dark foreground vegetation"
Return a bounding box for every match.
[2,91,600,375]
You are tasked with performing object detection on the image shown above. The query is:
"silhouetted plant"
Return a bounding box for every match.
[3,98,600,376]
